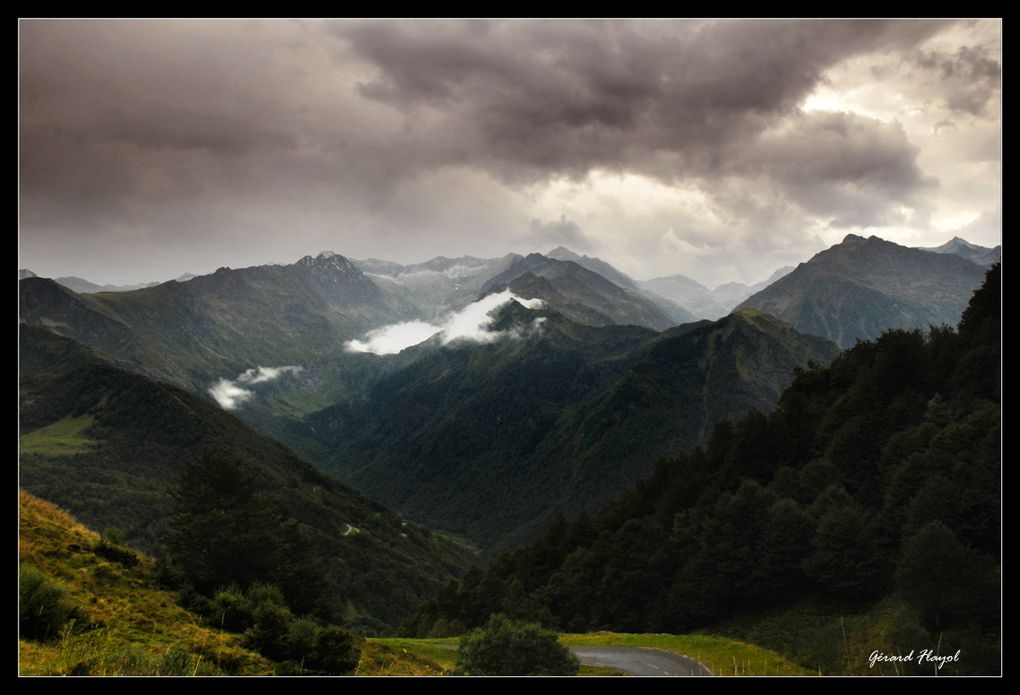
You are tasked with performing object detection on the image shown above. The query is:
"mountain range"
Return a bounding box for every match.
[18,268,197,293]
[921,236,1001,267]
[638,266,796,321]
[18,251,839,556]
[19,235,999,542]
[19,234,996,553]
[737,235,989,347]
[18,228,1000,671]
[284,304,838,553]
[406,265,1000,674]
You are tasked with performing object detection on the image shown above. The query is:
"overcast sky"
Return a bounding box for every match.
[19,19,1001,287]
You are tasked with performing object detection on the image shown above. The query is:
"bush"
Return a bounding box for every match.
[246,583,287,611]
[457,613,578,676]
[285,617,320,663]
[306,625,360,675]
[20,565,84,641]
[244,602,293,662]
[94,535,139,568]
[210,585,254,633]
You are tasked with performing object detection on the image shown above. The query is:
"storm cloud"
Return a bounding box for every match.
[19,19,1000,287]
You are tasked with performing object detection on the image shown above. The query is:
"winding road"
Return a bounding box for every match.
[570,646,712,676]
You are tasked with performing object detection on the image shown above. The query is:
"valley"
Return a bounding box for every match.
[18,17,1001,677]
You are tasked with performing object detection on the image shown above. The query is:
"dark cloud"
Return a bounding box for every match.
[908,44,1001,115]
[17,19,998,287]
[339,20,945,184]
[732,111,934,227]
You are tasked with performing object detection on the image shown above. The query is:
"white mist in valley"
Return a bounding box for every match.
[345,321,440,356]
[346,290,544,356]
[209,365,304,410]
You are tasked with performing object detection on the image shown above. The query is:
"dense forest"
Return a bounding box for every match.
[406,265,1000,674]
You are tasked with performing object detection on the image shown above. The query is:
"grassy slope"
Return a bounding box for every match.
[19,414,98,456]
[18,491,271,676]
[711,597,964,676]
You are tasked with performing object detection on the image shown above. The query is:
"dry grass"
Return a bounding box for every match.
[18,490,271,676]
[356,641,450,676]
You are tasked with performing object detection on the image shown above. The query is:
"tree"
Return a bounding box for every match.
[166,453,287,594]
[803,503,887,599]
[456,613,578,675]
[895,521,999,632]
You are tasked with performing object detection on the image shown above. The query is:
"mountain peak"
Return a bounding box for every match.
[297,251,354,268]
[739,233,988,347]
[946,236,983,250]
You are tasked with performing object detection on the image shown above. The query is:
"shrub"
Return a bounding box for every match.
[457,613,578,676]
[20,566,84,641]
[306,625,361,675]
[285,617,320,663]
[94,535,139,568]
[210,584,254,633]
[244,602,293,662]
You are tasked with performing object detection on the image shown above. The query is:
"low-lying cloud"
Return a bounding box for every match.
[346,290,544,356]
[208,364,304,410]
[345,321,441,356]
[235,365,303,385]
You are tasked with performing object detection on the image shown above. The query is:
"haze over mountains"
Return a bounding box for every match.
[640,266,796,321]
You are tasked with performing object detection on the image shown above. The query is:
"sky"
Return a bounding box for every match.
[19,19,1001,288]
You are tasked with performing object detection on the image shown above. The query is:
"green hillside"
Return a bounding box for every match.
[19,326,475,632]
[295,305,838,554]
[408,265,1000,675]
[19,253,409,392]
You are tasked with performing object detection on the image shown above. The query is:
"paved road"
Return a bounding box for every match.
[571,646,712,676]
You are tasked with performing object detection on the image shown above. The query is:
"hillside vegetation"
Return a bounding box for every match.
[407,266,1000,675]
[19,490,271,676]
[296,305,837,554]
[19,326,475,632]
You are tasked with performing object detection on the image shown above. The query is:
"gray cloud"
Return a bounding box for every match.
[525,216,592,252]
[339,20,944,183]
[18,19,999,288]
[909,44,1001,115]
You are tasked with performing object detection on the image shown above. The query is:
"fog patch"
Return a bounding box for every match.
[208,364,304,410]
[346,320,440,356]
[345,290,544,355]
